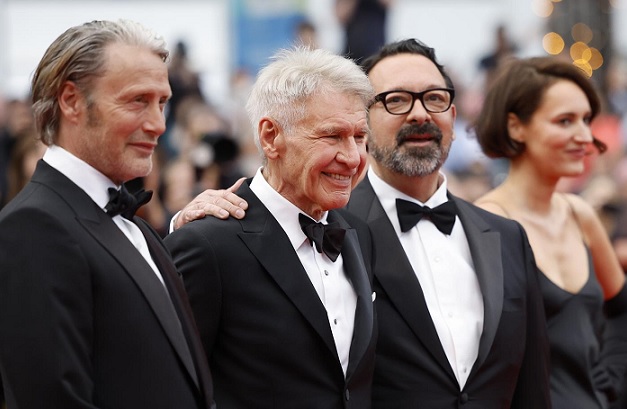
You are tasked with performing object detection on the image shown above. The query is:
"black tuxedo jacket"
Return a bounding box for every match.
[165,180,377,409]
[0,160,214,409]
[345,175,551,409]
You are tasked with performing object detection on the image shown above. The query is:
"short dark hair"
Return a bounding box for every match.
[473,56,606,158]
[361,38,455,90]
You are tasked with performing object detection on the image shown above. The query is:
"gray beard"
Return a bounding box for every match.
[369,142,447,177]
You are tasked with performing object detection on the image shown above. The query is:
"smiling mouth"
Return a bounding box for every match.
[566,149,587,158]
[324,172,352,181]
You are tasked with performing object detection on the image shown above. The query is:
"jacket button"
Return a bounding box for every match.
[345,389,350,401]
[460,392,469,404]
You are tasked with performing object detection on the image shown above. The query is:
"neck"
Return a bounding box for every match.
[371,161,442,203]
[500,160,560,214]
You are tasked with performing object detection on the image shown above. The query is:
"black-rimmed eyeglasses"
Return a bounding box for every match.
[370,88,455,115]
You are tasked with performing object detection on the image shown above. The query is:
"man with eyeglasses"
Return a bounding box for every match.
[173,39,551,409]
[347,38,550,408]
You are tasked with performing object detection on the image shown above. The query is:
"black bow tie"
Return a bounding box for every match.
[105,185,153,219]
[299,213,346,262]
[396,198,457,235]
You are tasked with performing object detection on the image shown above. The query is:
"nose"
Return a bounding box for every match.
[574,120,594,144]
[405,99,432,124]
[143,102,167,136]
[336,137,363,169]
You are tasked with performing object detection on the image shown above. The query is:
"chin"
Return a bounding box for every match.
[117,166,152,183]
[327,195,351,210]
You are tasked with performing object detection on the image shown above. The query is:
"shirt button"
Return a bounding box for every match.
[333,318,338,325]
[448,311,453,318]
[324,270,329,276]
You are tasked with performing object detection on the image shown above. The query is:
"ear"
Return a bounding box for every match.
[506,112,525,143]
[258,118,282,160]
[57,81,85,124]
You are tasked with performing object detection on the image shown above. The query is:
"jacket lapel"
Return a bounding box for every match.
[135,220,212,396]
[327,211,374,380]
[79,212,200,389]
[453,197,503,371]
[348,178,454,378]
[237,185,339,360]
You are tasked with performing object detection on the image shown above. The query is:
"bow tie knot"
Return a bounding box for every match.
[105,185,153,219]
[299,213,346,262]
[396,198,457,235]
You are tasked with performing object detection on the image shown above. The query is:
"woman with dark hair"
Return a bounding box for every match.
[473,56,627,409]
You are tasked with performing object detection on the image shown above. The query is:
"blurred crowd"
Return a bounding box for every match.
[1,2,627,275]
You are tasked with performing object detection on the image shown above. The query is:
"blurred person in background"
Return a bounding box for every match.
[336,0,393,65]
[473,56,627,409]
[5,127,46,203]
[163,40,204,159]
[295,19,318,49]
[0,98,35,208]
[477,24,518,91]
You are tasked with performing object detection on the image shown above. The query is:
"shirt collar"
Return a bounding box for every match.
[368,167,449,215]
[249,167,329,251]
[42,145,118,210]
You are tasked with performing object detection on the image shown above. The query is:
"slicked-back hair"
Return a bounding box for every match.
[361,38,455,90]
[245,46,374,162]
[473,56,606,158]
[31,19,169,145]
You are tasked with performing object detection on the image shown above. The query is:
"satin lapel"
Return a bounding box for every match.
[135,220,209,394]
[349,179,454,377]
[78,212,199,388]
[328,211,373,380]
[237,186,338,359]
[453,197,503,370]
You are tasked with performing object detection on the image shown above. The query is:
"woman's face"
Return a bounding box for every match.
[510,79,594,179]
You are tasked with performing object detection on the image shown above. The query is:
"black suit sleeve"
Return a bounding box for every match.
[0,207,97,409]
[510,223,552,409]
[164,223,222,357]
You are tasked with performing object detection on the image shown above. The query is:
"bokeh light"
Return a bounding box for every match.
[532,0,554,17]
[587,47,604,69]
[570,41,589,61]
[571,23,593,43]
[573,60,593,77]
[543,32,565,55]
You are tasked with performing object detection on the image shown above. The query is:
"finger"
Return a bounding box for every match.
[226,177,246,193]
[175,208,207,230]
[204,198,245,219]
[222,190,248,210]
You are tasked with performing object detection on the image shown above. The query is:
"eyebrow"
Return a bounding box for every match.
[317,124,369,136]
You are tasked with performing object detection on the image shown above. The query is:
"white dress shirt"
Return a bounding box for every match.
[43,145,165,286]
[369,167,484,389]
[250,168,357,376]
